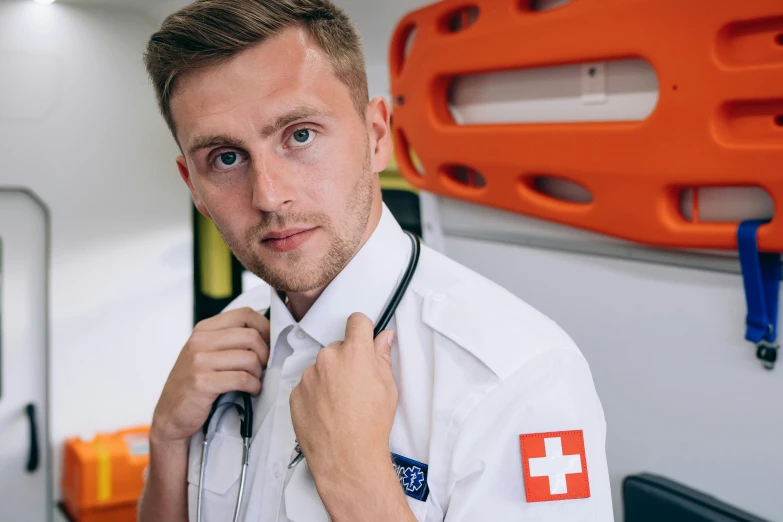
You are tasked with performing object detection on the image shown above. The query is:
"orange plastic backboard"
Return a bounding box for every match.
[389,0,783,252]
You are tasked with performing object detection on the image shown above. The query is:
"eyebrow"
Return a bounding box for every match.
[188,134,247,156]
[187,106,333,157]
[259,106,332,139]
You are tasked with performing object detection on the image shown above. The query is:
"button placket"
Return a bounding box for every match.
[262,355,301,518]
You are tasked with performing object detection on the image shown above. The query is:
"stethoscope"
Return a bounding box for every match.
[196,231,421,522]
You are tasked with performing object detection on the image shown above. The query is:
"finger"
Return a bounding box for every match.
[343,312,374,346]
[201,371,262,397]
[374,330,395,366]
[195,307,271,343]
[191,328,270,367]
[197,350,264,380]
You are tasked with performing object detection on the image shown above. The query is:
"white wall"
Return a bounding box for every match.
[438,200,783,522]
[0,0,192,502]
[0,0,434,508]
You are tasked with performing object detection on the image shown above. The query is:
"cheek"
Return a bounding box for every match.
[295,145,358,206]
[200,186,253,233]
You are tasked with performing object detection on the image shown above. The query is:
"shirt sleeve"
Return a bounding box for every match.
[443,344,614,521]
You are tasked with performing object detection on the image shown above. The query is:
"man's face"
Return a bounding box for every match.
[170,27,391,293]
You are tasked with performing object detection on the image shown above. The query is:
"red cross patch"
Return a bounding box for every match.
[519,430,591,502]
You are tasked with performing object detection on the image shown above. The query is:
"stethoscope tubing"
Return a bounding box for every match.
[196,231,421,522]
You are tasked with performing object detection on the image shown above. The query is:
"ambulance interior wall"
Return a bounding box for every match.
[437,198,783,522]
[0,0,439,506]
[0,0,193,504]
[3,0,777,519]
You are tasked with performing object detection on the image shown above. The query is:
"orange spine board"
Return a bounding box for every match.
[389,0,783,252]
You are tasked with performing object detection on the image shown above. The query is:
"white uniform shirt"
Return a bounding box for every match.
[187,204,614,521]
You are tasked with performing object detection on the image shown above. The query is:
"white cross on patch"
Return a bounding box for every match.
[527,437,583,495]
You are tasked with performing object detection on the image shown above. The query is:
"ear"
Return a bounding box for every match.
[176,156,212,219]
[366,96,393,175]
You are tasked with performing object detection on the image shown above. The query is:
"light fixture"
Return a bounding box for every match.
[33,0,56,4]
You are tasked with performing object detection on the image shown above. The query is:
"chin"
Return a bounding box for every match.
[251,255,332,294]
[267,269,329,293]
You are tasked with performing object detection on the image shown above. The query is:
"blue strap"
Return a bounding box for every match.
[737,220,781,345]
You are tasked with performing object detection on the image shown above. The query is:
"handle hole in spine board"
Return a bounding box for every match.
[393,24,418,75]
[395,129,425,177]
[679,187,774,223]
[776,33,783,45]
[775,114,783,126]
[443,6,480,33]
[524,0,575,13]
[446,58,658,125]
[404,27,418,60]
[443,165,486,189]
[523,175,593,204]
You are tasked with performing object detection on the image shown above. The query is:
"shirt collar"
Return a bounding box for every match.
[268,203,412,353]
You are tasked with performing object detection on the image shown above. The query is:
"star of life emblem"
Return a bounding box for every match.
[390,452,430,502]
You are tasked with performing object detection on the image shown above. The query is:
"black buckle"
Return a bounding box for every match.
[756,341,778,370]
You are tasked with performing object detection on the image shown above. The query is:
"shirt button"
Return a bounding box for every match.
[272,462,282,479]
[295,329,306,340]
[432,293,445,302]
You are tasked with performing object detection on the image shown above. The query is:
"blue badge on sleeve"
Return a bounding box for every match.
[391,453,430,502]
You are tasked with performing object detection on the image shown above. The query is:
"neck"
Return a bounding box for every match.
[284,199,383,322]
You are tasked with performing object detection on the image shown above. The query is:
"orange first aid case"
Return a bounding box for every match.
[61,426,150,522]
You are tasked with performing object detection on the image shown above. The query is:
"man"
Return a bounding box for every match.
[139,1,613,521]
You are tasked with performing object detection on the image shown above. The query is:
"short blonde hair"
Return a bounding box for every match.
[143,0,369,136]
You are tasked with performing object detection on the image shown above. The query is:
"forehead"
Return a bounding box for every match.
[170,26,354,145]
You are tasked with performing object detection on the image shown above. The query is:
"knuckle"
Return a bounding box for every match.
[249,353,263,373]
[246,328,262,346]
[242,306,256,322]
[300,365,314,384]
[187,330,206,350]
[248,374,262,393]
[315,348,331,366]
[191,350,208,370]
[189,372,206,392]
[193,319,209,332]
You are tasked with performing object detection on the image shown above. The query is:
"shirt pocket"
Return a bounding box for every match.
[186,431,245,521]
[283,461,331,522]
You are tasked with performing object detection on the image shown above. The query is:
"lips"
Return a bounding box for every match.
[261,227,316,253]
[262,227,313,241]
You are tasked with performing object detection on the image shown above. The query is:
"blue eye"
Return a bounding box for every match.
[214,151,243,170]
[290,128,316,147]
[220,152,237,165]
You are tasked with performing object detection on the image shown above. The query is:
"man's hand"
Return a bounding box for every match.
[139,307,270,522]
[290,312,414,521]
[151,306,271,446]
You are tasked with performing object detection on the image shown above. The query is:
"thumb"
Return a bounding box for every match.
[374,330,396,364]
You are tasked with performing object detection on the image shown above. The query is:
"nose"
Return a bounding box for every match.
[250,153,294,213]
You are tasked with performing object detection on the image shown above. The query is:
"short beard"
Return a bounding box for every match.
[218,144,375,294]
